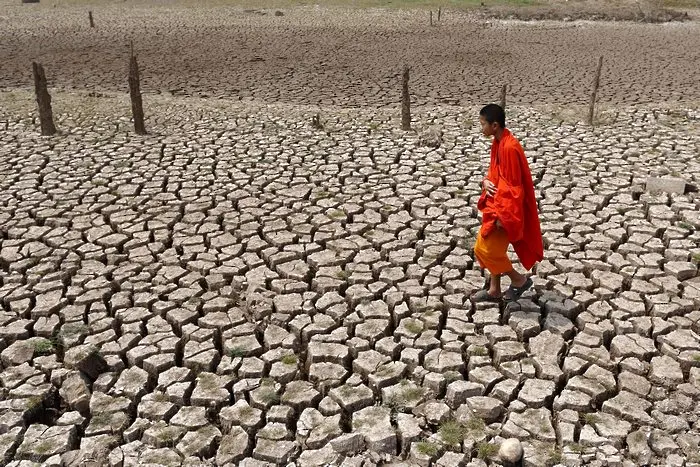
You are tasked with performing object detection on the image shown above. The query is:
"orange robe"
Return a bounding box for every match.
[476,128,543,272]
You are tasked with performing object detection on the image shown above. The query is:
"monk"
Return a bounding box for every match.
[472,104,543,302]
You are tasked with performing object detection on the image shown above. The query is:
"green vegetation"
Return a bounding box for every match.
[476,442,499,460]
[439,420,466,446]
[465,416,486,434]
[33,338,56,355]
[281,354,298,365]
[416,441,440,457]
[404,319,424,335]
[228,347,246,358]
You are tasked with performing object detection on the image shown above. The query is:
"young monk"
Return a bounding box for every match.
[472,104,543,302]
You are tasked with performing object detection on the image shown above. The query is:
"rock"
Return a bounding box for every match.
[665,261,698,281]
[330,433,365,455]
[63,345,107,380]
[418,126,443,148]
[170,406,209,431]
[646,177,686,194]
[499,438,524,464]
[59,372,91,414]
[502,408,556,442]
[445,380,483,408]
[0,428,22,465]
[602,391,653,425]
[296,408,342,449]
[518,379,556,408]
[626,430,652,465]
[649,355,684,387]
[329,383,375,412]
[281,381,322,412]
[0,340,34,367]
[464,396,503,423]
[413,400,451,425]
[216,426,250,465]
[16,424,77,462]
[175,425,221,458]
[252,438,298,464]
[296,444,338,467]
[352,406,396,454]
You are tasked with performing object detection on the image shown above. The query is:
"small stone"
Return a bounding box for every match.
[63,345,107,380]
[499,438,524,463]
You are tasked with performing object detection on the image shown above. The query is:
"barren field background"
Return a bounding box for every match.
[1,1,700,467]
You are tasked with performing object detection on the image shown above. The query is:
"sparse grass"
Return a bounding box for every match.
[416,441,440,457]
[465,416,486,434]
[546,446,564,466]
[470,345,488,357]
[582,413,599,426]
[439,420,466,446]
[228,347,246,358]
[26,395,44,410]
[281,354,298,365]
[152,392,171,403]
[443,371,462,383]
[692,354,700,362]
[404,319,424,335]
[691,252,700,264]
[33,338,56,355]
[335,270,349,280]
[329,209,346,219]
[259,389,280,405]
[568,443,585,454]
[476,442,499,460]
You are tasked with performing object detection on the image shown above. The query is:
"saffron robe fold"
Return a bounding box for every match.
[476,128,543,271]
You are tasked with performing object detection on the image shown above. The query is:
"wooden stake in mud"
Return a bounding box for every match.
[89,11,94,28]
[401,65,411,131]
[587,56,603,126]
[430,10,433,26]
[128,45,147,135]
[32,62,57,136]
[438,7,441,21]
[500,84,507,111]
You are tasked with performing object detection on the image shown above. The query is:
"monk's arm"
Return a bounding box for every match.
[493,145,525,242]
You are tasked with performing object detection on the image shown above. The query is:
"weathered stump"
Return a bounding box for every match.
[401,66,411,131]
[32,62,57,136]
[587,56,603,126]
[128,50,147,135]
[500,84,507,111]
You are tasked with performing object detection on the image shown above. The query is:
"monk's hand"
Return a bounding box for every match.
[483,179,497,197]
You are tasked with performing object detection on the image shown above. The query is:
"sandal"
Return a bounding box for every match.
[504,277,533,302]
[471,290,502,303]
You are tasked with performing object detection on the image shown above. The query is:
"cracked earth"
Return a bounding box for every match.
[1,2,700,467]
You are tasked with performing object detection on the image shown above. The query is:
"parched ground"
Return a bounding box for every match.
[1,2,700,107]
[1,2,700,467]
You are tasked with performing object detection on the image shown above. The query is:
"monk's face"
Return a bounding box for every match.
[479,116,499,138]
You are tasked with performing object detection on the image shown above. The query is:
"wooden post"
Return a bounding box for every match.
[128,47,146,135]
[587,56,603,126]
[500,84,507,111]
[438,7,441,21]
[89,11,94,28]
[430,10,433,26]
[401,66,411,131]
[32,62,57,136]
